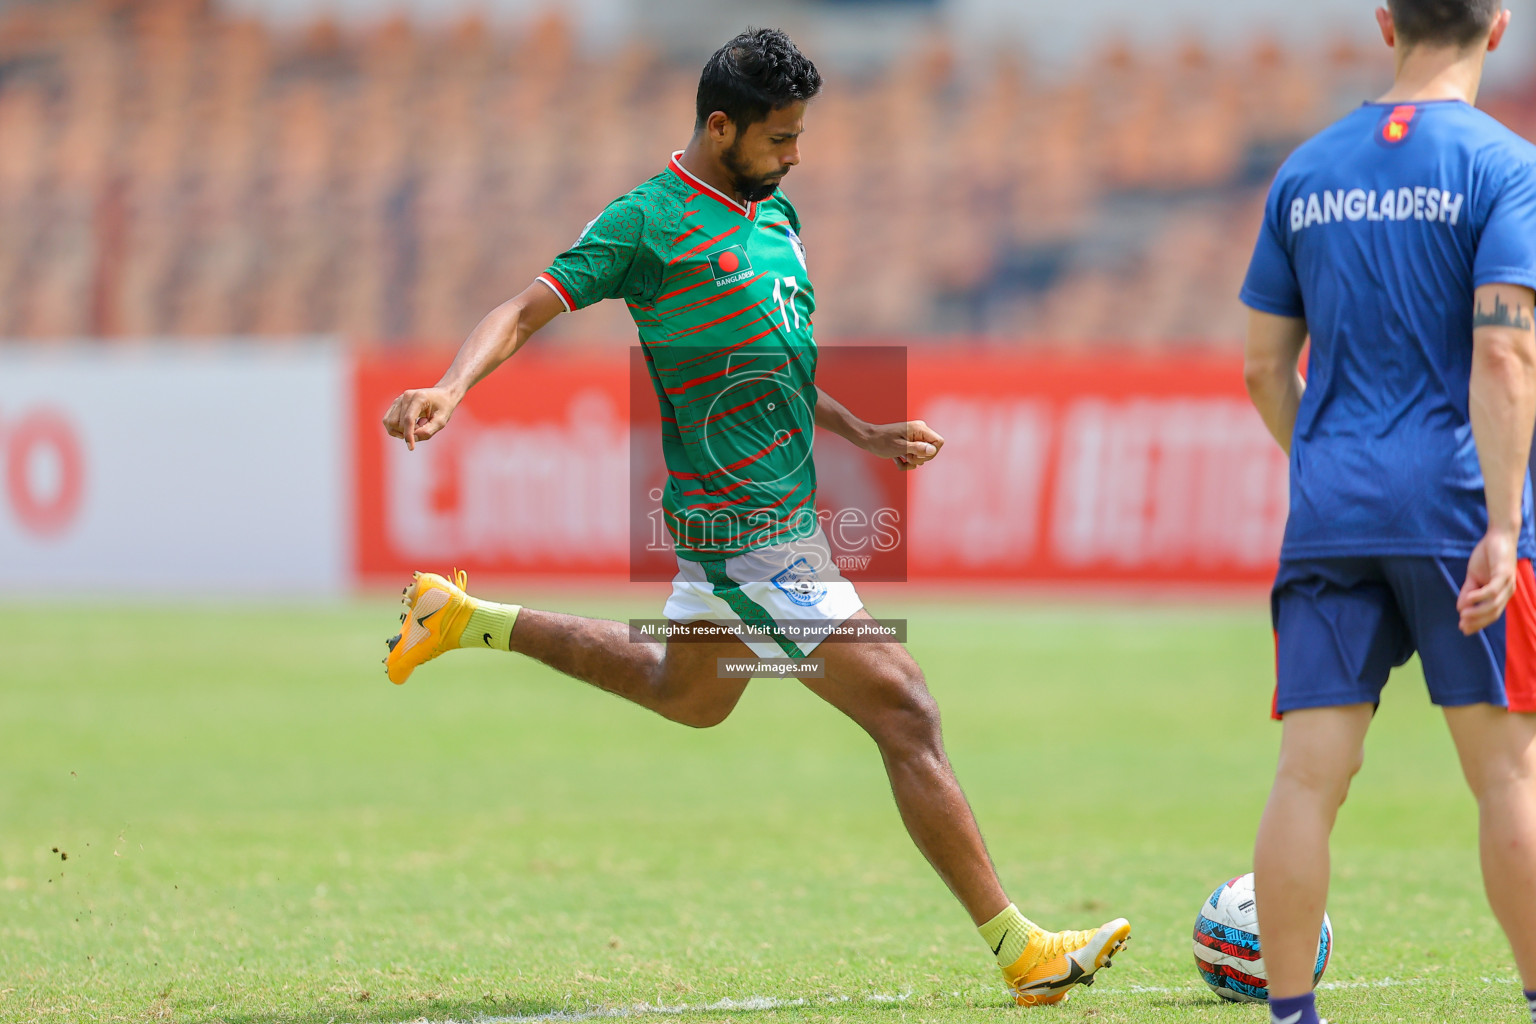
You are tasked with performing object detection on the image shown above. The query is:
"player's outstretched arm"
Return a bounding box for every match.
[382,282,566,450]
[813,387,944,471]
[1461,283,1536,634]
[1243,309,1309,454]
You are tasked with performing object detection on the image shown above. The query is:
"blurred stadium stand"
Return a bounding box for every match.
[2,0,1534,347]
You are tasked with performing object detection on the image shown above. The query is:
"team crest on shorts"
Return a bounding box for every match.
[771,556,827,607]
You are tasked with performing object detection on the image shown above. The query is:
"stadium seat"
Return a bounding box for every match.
[0,0,1482,346]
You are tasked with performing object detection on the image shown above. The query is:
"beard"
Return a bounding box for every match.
[722,139,786,202]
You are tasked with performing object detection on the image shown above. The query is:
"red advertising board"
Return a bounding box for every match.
[355,351,633,583]
[904,354,1287,585]
[354,348,1286,586]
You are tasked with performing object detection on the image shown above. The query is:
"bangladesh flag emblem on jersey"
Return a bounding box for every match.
[708,244,753,285]
[1380,104,1415,145]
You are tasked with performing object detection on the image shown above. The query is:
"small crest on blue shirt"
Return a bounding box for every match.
[1377,104,1416,146]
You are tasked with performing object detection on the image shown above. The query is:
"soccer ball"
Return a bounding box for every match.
[1193,872,1333,1002]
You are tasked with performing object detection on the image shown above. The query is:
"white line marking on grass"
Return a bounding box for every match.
[1103,981,1409,997]
[408,976,1526,1023]
[1103,976,1523,998]
[1107,979,1420,997]
[415,992,911,1024]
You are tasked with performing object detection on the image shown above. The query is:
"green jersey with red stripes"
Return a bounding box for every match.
[539,151,818,560]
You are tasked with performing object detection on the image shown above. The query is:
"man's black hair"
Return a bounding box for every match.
[695,27,822,132]
[1388,0,1502,47]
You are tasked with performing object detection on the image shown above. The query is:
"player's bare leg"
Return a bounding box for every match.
[803,609,1129,1005]
[1253,704,1373,998]
[384,572,752,726]
[1444,704,1536,986]
[509,609,752,728]
[799,612,1005,921]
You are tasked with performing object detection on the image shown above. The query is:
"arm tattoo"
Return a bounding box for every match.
[1473,293,1534,331]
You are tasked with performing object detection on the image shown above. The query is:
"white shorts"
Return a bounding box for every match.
[662,528,864,659]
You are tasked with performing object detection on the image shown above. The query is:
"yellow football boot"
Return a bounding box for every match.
[1002,917,1131,1006]
[384,570,476,684]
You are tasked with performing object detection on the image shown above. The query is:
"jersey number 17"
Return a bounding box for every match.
[772,276,803,333]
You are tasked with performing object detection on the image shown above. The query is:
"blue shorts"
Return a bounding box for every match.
[1270,556,1536,717]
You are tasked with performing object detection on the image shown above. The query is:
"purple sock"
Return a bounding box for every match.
[1524,987,1536,1024]
[1269,992,1320,1024]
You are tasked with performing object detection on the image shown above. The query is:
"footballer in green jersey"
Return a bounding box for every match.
[538,151,818,559]
[381,26,1129,1007]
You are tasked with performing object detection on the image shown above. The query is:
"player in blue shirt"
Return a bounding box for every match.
[1240,4,1536,1024]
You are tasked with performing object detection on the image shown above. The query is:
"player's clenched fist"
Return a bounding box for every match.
[383,387,459,451]
[867,419,944,471]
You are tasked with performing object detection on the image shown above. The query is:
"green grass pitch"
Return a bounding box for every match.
[1,593,1527,1023]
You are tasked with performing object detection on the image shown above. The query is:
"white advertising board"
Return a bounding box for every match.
[0,342,349,594]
